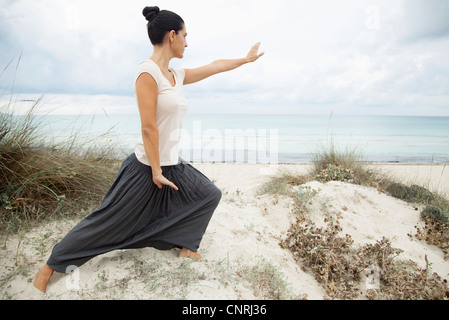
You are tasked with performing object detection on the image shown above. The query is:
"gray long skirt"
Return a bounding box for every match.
[46,153,222,273]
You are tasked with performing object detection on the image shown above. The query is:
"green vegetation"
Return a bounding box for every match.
[1,102,121,234]
[311,141,371,185]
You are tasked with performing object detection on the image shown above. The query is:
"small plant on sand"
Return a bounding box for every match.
[311,141,375,186]
[316,164,356,183]
[236,256,301,300]
[257,169,311,197]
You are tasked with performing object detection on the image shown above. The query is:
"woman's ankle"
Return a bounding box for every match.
[33,264,54,293]
[178,248,201,260]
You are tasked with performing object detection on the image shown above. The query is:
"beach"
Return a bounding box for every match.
[1,161,448,300]
[2,0,449,303]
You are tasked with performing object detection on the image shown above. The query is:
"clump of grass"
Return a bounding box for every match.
[236,256,302,300]
[312,141,362,170]
[386,183,435,204]
[311,141,375,186]
[0,102,120,233]
[257,169,311,197]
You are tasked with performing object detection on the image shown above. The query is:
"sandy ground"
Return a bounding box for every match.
[1,162,448,300]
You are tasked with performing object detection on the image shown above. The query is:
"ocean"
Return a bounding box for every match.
[33,113,449,164]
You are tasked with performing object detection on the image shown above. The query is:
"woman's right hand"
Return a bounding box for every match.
[153,174,179,190]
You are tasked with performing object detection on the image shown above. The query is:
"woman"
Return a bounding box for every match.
[34,6,264,293]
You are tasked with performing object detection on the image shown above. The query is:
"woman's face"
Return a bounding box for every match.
[171,25,188,59]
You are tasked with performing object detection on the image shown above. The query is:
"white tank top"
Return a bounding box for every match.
[134,59,188,166]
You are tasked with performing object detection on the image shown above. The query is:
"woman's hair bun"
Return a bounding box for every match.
[142,6,160,22]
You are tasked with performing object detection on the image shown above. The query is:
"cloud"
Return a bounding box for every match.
[1,0,449,116]
[396,0,449,43]
[0,0,146,95]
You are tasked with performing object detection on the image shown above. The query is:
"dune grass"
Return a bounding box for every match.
[311,140,378,186]
[0,101,121,234]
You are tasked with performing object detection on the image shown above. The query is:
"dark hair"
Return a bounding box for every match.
[142,6,184,45]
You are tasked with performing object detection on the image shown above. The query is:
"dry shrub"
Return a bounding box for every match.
[360,238,448,300]
[412,218,449,260]
[281,216,360,299]
[281,216,449,300]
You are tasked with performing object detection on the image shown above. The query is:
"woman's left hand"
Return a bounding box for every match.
[245,42,265,63]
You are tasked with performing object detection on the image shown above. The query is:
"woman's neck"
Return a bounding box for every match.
[150,46,173,72]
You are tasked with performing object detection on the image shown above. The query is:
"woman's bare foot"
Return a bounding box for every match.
[33,264,54,293]
[178,248,201,260]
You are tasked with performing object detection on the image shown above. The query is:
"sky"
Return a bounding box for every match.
[1,0,449,116]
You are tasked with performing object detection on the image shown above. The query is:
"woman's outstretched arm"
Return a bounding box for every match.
[183,42,264,85]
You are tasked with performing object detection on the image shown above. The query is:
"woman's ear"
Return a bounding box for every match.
[169,30,176,43]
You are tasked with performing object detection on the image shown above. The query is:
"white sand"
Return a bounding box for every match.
[1,163,448,300]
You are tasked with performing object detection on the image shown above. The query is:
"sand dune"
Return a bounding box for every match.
[1,163,448,300]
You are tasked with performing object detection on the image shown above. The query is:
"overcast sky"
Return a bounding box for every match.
[1,0,449,116]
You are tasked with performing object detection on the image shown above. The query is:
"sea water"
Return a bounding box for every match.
[32,113,449,164]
